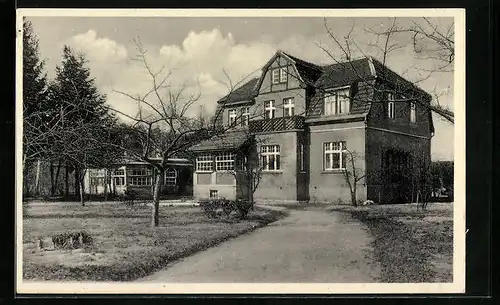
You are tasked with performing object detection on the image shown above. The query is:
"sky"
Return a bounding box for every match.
[25,15,455,161]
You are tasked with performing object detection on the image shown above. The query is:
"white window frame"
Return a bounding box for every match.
[387,93,395,119]
[128,167,152,186]
[164,168,177,186]
[283,97,295,117]
[323,141,347,171]
[261,145,281,171]
[271,69,280,84]
[241,107,250,127]
[279,67,287,83]
[209,189,219,199]
[196,154,214,172]
[113,176,125,186]
[228,109,237,126]
[264,100,276,119]
[410,102,417,123]
[215,152,235,171]
[324,87,350,116]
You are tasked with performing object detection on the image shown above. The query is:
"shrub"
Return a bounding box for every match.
[199,199,217,218]
[52,231,93,249]
[234,199,254,219]
[219,199,236,216]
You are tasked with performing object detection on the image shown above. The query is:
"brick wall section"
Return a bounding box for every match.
[368,80,433,137]
[365,128,431,203]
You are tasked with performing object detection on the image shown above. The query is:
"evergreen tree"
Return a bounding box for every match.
[52,45,119,204]
[22,19,49,166]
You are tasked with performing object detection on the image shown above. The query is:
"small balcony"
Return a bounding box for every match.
[249,116,305,133]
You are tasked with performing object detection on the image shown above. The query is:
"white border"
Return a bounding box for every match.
[15,8,466,294]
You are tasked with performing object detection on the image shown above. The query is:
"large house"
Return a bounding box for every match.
[189,51,434,204]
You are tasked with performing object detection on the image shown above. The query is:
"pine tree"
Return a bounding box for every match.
[52,45,119,205]
[22,19,49,167]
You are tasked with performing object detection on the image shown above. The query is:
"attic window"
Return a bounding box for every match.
[324,87,350,116]
[272,67,287,84]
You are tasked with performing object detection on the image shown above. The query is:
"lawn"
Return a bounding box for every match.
[22,202,287,281]
[328,203,453,283]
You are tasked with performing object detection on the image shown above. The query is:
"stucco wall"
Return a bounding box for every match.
[193,171,237,200]
[308,121,367,204]
[253,131,299,201]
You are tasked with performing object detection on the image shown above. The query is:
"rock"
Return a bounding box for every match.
[363,200,375,206]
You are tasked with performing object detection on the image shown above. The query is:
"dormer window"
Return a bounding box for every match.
[324,87,350,116]
[228,109,237,126]
[272,67,287,84]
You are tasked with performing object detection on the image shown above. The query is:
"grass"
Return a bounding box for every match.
[23,202,287,281]
[328,203,453,283]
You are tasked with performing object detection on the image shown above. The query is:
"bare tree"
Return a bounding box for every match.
[111,38,258,227]
[318,17,454,124]
[342,149,367,207]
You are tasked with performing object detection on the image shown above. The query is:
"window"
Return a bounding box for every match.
[129,176,151,186]
[280,67,287,83]
[387,93,395,119]
[299,144,305,172]
[241,107,250,127]
[129,168,152,176]
[128,167,152,186]
[261,145,281,171]
[216,152,235,171]
[114,169,125,176]
[264,100,276,119]
[410,102,417,123]
[283,98,295,117]
[196,154,213,172]
[324,141,347,170]
[324,87,350,116]
[113,177,125,186]
[228,109,237,126]
[209,190,219,199]
[165,168,177,186]
[271,67,287,84]
[272,69,280,84]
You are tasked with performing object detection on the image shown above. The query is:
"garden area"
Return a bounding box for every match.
[22,201,287,281]
[328,203,453,283]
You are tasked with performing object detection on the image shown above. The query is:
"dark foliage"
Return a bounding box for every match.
[52,231,93,249]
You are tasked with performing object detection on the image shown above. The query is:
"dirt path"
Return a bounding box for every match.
[138,208,380,283]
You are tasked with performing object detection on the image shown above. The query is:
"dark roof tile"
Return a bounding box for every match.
[189,130,252,152]
[217,78,259,104]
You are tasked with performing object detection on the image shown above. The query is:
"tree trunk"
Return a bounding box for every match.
[104,169,109,201]
[64,164,69,197]
[50,161,55,196]
[54,161,62,196]
[151,170,162,227]
[34,159,41,197]
[79,173,86,206]
[74,166,80,198]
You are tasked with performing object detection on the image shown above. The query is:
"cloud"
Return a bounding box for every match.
[71,29,128,63]
[62,27,454,160]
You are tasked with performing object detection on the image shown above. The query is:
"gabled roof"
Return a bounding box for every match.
[217,78,259,104]
[188,130,253,152]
